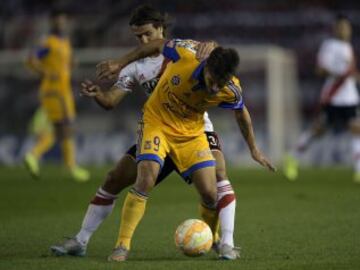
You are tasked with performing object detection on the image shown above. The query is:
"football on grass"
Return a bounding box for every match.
[175,219,213,256]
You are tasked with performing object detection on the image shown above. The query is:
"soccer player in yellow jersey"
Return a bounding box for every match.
[24,10,89,182]
[104,39,275,261]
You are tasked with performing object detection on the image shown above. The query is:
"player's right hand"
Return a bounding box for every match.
[250,147,277,172]
[80,79,101,97]
[96,60,121,80]
[196,41,218,61]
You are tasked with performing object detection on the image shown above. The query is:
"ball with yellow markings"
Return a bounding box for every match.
[175,219,213,256]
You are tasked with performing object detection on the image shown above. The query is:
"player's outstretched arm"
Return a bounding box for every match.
[80,80,128,110]
[234,107,276,172]
[25,55,46,77]
[96,39,166,80]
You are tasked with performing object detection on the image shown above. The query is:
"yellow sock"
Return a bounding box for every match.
[31,132,55,159]
[115,189,148,250]
[199,203,220,242]
[61,137,76,169]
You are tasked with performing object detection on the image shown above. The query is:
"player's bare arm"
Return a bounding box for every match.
[96,40,217,80]
[234,107,276,172]
[25,55,46,77]
[96,39,166,80]
[80,80,128,110]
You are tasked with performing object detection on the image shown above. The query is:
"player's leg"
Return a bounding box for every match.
[283,107,328,180]
[50,149,137,256]
[24,107,55,177]
[54,122,89,182]
[192,166,218,234]
[109,121,168,262]
[191,165,239,260]
[350,119,360,183]
[109,160,161,262]
[212,150,237,250]
[51,142,178,257]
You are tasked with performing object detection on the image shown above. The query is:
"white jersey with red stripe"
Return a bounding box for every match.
[114,54,214,132]
[317,38,359,106]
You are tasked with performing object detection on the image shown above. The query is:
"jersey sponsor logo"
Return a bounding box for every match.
[116,76,135,91]
[139,74,145,81]
[144,140,152,150]
[163,89,199,118]
[141,78,160,95]
[171,75,181,86]
[196,149,212,158]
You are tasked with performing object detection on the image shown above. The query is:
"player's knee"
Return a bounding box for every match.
[350,119,360,134]
[103,169,128,194]
[134,175,156,194]
[215,166,228,182]
[199,187,217,206]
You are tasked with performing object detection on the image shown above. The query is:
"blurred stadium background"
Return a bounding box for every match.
[1,0,359,167]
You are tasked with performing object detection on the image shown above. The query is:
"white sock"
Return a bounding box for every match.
[352,136,360,173]
[76,188,117,246]
[217,180,236,248]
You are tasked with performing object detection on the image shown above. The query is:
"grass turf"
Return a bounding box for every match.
[0,165,359,270]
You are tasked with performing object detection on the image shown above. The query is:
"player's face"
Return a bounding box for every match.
[334,19,352,41]
[203,66,226,94]
[131,23,164,44]
[51,14,68,34]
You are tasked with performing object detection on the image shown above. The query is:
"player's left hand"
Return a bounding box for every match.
[250,147,276,172]
[80,79,101,97]
[196,41,218,61]
[96,60,121,80]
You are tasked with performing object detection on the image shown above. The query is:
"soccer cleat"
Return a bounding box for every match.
[218,244,240,260]
[283,154,299,181]
[353,172,360,184]
[108,245,129,262]
[50,237,86,257]
[23,153,40,179]
[70,166,90,183]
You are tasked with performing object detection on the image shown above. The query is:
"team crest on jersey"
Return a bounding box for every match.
[171,75,181,86]
[144,140,152,150]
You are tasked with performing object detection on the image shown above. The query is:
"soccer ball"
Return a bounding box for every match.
[174,219,213,256]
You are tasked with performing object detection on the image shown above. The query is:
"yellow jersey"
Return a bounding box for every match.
[143,39,244,137]
[36,34,72,95]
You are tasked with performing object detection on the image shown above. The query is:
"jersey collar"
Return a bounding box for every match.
[191,60,206,90]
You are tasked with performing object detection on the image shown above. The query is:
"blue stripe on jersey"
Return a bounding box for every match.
[227,80,242,103]
[219,80,244,110]
[36,47,50,59]
[162,40,180,62]
[181,160,216,178]
[136,154,164,169]
[218,99,244,110]
[192,60,206,80]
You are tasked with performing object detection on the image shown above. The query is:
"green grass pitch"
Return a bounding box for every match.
[0,165,359,270]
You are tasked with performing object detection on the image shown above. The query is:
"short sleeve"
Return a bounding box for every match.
[162,39,181,62]
[218,80,245,110]
[113,63,137,92]
[35,36,51,59]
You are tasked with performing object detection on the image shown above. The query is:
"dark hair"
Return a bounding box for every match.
[206,47,240,86]
[129,5,169,31]
[336,13,349,22]
[50,8,67,18]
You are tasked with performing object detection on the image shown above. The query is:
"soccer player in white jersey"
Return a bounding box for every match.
[284,15,360,181]
[51,5,244,259]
